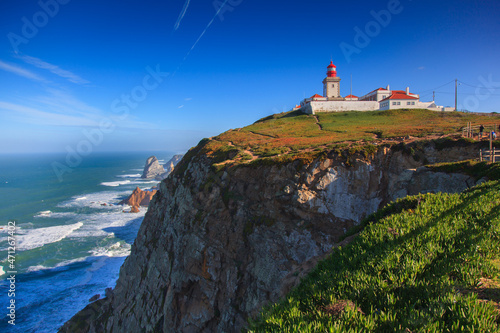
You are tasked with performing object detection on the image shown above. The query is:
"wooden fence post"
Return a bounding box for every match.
[480,149,483,162]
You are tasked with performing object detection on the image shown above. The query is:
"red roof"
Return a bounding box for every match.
[381,93,418,102]
[366,87,389,94]
[345,94,358,98]
[310,94,324,98]
[327,61,336,69]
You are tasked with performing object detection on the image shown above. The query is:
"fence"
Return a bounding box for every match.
[462,122,498,139]
[479,148,500,163]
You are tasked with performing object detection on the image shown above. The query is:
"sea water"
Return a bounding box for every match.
[0,151,174,332]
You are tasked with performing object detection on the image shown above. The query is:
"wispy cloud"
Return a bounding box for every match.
[174,0,191,31]
[0,86,104,127]
[0,101,99,127]
[32,88,103,118]
[19,55,90,85]
[0,60,45,82]
[418,66,425,71]
[1,87,159,130]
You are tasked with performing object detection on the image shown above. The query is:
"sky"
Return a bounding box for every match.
[0,0,500,154]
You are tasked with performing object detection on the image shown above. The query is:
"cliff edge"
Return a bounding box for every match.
[60,110,500,332]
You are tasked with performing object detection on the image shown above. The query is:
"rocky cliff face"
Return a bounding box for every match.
[60,140,482,333]
[142,156,165,179]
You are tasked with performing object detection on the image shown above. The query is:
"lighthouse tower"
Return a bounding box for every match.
[322,61,342,100]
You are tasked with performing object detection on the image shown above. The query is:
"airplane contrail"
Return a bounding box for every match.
[174,0,191,31]
[183,0,230,60]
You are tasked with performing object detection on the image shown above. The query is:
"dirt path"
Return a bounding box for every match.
[224,141,259,163]
[249,131,276,138]
[313,115,323,130]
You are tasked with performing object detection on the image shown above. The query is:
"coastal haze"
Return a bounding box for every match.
[1,0,500,332]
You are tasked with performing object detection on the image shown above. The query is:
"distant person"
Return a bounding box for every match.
[479,125,484,139]
[492,131,497,139]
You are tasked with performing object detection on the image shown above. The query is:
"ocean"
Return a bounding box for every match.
[0,151,174,332]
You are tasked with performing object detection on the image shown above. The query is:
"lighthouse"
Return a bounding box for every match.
[323,61,342,100]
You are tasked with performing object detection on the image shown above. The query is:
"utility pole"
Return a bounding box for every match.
[350,74,352,98]
[455,79,458,111]
[433,91,435,101]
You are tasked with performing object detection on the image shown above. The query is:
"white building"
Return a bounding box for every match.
[301,62,454,114]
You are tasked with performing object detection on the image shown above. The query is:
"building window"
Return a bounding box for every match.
[407,102,411,105]
[332,84,335,88]
[412,102,415,105]
[397,102,401,105]
[392,102,397,105]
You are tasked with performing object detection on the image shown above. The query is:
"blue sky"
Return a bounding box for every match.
[1,0,500,153]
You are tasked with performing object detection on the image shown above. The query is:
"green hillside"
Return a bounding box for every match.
[248,161,500,332]
[191,109,500,171]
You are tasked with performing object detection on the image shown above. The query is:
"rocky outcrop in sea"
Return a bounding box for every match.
[141,156,165,179]
[119,187,157,213]
[60,140,483,333]
[156,154,184,181]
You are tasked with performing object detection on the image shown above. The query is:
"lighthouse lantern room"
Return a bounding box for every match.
[323,61,342,100]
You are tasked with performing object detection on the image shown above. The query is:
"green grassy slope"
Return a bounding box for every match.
[248,162,500,332]
[190,109,500,171]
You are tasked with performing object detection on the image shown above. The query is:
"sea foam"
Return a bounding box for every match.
[100,179,158,187]
[57,191,130,208]
[116,174,141,178]
[101,180,131,187]
[17,222,84,251]
[90,241,131,258]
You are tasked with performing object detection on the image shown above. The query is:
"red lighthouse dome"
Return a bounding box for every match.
[326,61,337,77]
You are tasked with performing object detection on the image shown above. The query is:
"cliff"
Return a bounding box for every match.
[60,138,485,333]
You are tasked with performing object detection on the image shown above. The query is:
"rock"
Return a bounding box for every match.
[89,294,100,302]
[165,154,184,172]
[61,140,485,333]
[130,205,140,213]
[119,187,157,208]
[156,154,184,181]
[105,288,113,298]
[142,156,165,179]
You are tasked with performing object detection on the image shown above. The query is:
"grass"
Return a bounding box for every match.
[190,109,500,171]
[169,110,500,331]
[426,160,500,181]
[247,162,500,332]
